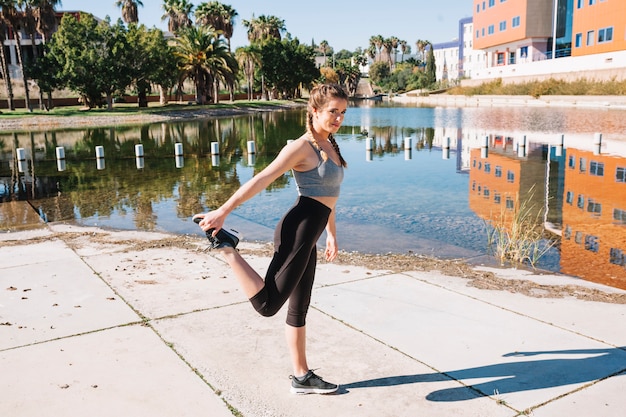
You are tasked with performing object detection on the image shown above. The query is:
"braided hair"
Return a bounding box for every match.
[305,83,348,168]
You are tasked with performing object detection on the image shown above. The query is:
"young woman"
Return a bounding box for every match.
[193,83,349,394]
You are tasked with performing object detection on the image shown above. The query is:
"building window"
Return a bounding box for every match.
[577,0,583,8]
[476,30,480,38]
[577,194,585,209]
[590,161,604,176]
[482,1,486,10]
[587,199,602,216]
[476,4,480,12]
[575,33,582,47]
[520,46,528,58]
[579,157,587,173]
[566,190,574,204]
[585,235,599,253]
[614,208,626,224]
[512,16,520,28]
[495,166,502,177]
[489,0,495,6]
[484,163,491,173]
[598,27,613,43]
[505,197,514,210]
[494,193,501,204]
[482,27,485,36]
[588,0,596,4]
[509,52,516,64]
[564,225,572,239]
[610,248,625,266]
[497,52,505,64]
[616,167,626,182]
[499,21,506,31]
[506,170,515,183]
[587,30,595,46]
[488,25,495,35]
[484,187,490,198]
[575,231,583,244]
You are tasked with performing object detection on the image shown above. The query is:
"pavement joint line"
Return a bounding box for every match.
[0,320,146,353]
[402,271,626,349]
[311,303,522,414]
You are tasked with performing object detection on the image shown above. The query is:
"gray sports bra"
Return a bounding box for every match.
[293,140,344,197]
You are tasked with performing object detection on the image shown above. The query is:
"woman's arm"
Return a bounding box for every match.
[324,209,338,262]
[195,138,310,233]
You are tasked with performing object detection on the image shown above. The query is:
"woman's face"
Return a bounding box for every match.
[314,98,348,135]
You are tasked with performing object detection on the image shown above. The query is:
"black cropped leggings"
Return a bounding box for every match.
[249,196,331,327]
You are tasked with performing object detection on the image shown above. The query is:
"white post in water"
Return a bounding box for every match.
[481,136,489,159]
[593,132,602,155]
[135,144,144,157]
[366,137,374,151]
[247,140,256,154]
[95,146,105,159]
[175,155,184,169]
[442,137,450,160]
[16,148,27,173]
[211,141,219,155]
[56,147,66,171]
[211,155,220,167]
[96,158,105,170]
[175,142,183,156]
[555,134,564,157]
[404,137,412,150]
[517,136,526,158]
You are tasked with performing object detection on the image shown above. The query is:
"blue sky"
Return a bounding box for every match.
[60,0,472,52]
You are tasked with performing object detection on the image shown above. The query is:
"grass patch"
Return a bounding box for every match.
[0,100,305,119]
[485,186,556,268]
[448,77,626,98]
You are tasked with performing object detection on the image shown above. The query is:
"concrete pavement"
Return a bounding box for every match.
[1,202,626,417]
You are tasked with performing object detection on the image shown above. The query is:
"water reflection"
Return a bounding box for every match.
[1,103,626,290]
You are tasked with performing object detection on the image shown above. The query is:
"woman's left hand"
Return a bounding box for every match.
[325,235,338,262]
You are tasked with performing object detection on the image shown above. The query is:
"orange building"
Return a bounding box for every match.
[571,0,626,56]
[560,148,626,289]
[473,0,626,69]
[473,0,553,66]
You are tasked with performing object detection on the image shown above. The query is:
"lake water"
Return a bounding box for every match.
[2,101,626,289]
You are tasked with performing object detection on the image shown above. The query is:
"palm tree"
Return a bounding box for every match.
[32,0,61,109]
[33,0,61,43]
[116,0,143,24]
[161,0,192,33]
[195,1,237,52]
[318,39,329,65]
[399,40,409,63]
[1,0,32,111]
[242,14,285,44]
[369,34,383,62]
[235,45,259,100]
[173,25,237,104]
[0,17,15,110]
[389,36,399,68]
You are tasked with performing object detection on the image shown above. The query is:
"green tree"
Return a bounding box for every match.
[425,43,436,87]
[259,37,317,99]
[47,13,134,109]
[116,0,143,24]
[126,24,176,107]
[173,25,237,104]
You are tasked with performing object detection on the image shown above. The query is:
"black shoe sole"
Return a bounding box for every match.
[193,216,242,249]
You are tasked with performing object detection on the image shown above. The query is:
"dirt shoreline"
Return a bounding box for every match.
[0,101,307,131]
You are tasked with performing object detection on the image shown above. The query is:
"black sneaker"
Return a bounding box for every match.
[193,216,242,250]
[290,370,338,394]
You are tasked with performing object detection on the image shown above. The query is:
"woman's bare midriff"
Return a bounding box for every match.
[309,196,338,210]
